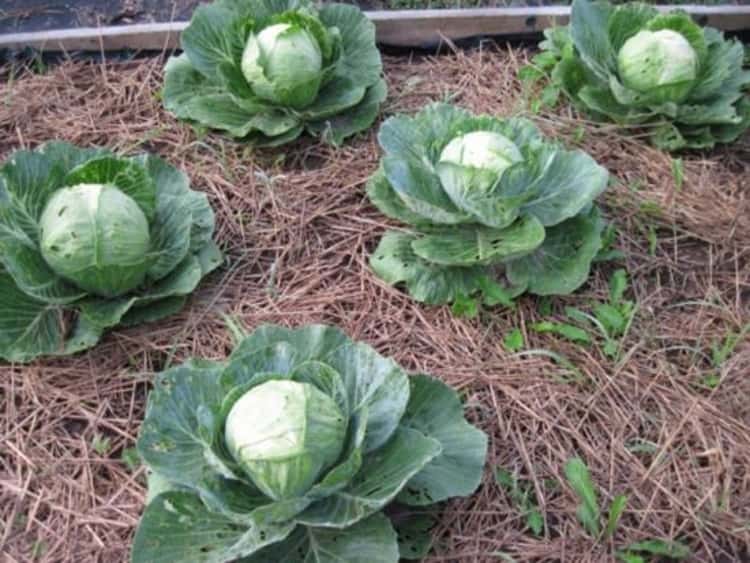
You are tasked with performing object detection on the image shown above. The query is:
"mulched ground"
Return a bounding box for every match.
[0,45,749,562]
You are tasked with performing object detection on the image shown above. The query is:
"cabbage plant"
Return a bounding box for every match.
[133,324,487,562]
[531,0,750,150]
[0,143,222,362]
[367,103,609,309]
[163,0,387,146]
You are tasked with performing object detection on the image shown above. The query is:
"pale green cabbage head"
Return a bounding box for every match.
[617,29,698,103]
[39,183,151,297]
[439,131,523,178]
[436,130,524,198]
[224,379,347,500]
[241,23,323,109]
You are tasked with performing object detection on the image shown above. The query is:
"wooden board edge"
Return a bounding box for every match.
[0,5,748,52]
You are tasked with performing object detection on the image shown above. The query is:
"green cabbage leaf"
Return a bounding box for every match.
[0,142,222,362]
[163,0,386,146]
[132,324,487,562]
[367,103,609,308]
[530,0,750,150]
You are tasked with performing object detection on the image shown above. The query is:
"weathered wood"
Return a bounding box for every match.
[0,5,748,52]
[0,22,184,53]
[371,6,750,46]
[371,7,570,46]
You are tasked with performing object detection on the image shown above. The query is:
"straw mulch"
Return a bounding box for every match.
[0,45,748,562]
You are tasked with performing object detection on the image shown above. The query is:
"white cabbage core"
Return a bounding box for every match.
[439,131,522,176]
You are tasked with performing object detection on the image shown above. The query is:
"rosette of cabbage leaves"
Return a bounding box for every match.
[132,324,487,562]
[0,142,222,362]
[533,0,750,151]
[163,0,387,146]
[367,103,609,308]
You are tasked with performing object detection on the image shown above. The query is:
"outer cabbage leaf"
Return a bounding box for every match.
[367,102,609,309]
[370,231,490,305]
[606,3,657,53]
[180,2,247,80]
[397,374,487,506]
[519,146,608,226]
[132,324,487,563]
[137,360,236,487]
[307,78,387,145]
[382,155,470,225]
[410,216,545,267]
[323,340,410,452]
[0,239,87,305]
[569,0,615,80]
[131,491,296,563]
[162,54,227,121]
[294,426,441,527]
[225,324,350,369]
[534,0,750,150]
[163,0,385,146]
[319,4,381,87]
[0,143,222,362]
[392,512,437,560]
[244,513,399,563]
[0,270,71,362]
[506,206,604,295]
[366,166,429,227]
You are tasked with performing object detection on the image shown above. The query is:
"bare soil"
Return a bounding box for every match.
[0,46,749,562]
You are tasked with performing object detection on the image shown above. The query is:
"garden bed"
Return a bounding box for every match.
[1,43,749,562]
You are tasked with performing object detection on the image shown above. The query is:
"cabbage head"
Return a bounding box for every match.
[367,103,609,309]
[133,324,487,562]
[531,0,750,151]
[225,379,347,500]
[163,0,387,146]
[0,142,222,362]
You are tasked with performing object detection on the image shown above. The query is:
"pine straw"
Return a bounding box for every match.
[1,45,749,563]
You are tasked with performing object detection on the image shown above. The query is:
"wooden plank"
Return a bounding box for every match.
[0,5,748,52]
[372,5,750,46]
[0,22,184,53]
[371,7,569,46]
